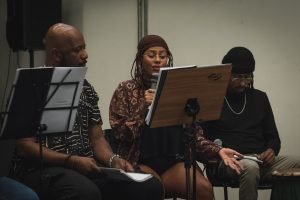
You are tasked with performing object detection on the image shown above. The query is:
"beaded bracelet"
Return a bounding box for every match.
[109,154,121,168]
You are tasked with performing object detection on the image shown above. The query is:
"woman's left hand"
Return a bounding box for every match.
[218,148,244,174]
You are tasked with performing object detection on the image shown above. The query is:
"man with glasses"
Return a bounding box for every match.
[203,47,300,200]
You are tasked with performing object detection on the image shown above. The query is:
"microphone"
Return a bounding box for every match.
[150,72,159,90]
[147,73,159,110]
[213,138,223,147]
[213,138,263,163]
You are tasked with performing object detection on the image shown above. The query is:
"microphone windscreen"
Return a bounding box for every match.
[213,138,223,147]
[150,73,159,89]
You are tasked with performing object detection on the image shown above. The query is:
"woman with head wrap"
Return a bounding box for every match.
[109,35,242,200]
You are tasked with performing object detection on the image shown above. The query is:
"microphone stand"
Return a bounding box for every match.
[183,98,200,200]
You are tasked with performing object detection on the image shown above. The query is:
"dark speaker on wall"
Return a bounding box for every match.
[6,0,62,51]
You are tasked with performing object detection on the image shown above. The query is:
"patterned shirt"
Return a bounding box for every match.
[43,79,102,157]
[13,80,102,174]
[109,79,221,165]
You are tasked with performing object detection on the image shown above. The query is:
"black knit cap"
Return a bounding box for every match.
[137,34,171,55]
[222,47,255,74]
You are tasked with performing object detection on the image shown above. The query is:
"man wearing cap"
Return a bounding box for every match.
[203,47,300,200]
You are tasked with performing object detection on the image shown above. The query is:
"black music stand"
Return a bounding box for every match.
[0,66,87,139]
[0,66,87,179]
[146,64,232,200]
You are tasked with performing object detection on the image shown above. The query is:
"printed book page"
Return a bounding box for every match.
[40,67,87,134]
[234,155,263,163]
[100,167,153,182]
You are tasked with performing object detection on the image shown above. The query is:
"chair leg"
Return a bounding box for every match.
[224,186,228,200]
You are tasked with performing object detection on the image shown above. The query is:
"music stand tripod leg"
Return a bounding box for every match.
[184,98,200,200]
[37,124,47,191]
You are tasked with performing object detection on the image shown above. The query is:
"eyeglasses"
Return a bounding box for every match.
[231,74,252,83]
[143,52,168,60]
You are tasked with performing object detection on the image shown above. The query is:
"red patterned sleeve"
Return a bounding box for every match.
[194,124,221,161]
[109,81,147,144]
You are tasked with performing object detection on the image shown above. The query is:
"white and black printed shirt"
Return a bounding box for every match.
[12,80,103,175]
[43,79,103,157]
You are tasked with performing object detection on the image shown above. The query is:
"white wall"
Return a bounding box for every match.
[1,0,300,199]
[62,0,137,130]
[148,0,300,157]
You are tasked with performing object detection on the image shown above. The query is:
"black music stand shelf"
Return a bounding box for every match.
[0,66,87,139]
[0,65,87,163]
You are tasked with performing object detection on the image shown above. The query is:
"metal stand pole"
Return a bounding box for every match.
[183,98,200,200]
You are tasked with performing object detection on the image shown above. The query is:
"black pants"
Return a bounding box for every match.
[18,167,163,200]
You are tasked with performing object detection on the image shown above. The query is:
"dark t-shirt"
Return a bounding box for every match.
[203,88,281,155]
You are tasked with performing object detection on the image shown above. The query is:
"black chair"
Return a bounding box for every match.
[103,128,118,153]
[205,160,272,200]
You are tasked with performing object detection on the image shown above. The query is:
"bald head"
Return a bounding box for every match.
[44,23,88,67]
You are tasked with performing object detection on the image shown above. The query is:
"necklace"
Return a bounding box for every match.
[224,94,247,115]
